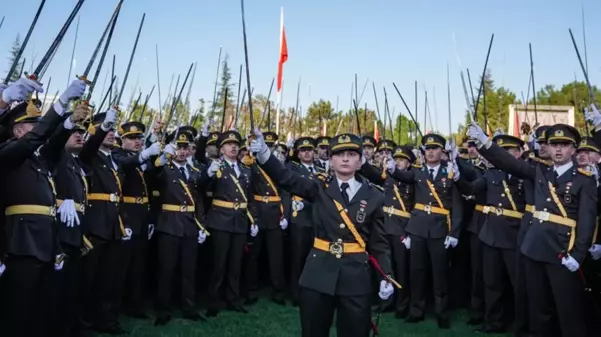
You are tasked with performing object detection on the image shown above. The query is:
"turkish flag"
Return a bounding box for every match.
[277,8,288,93]
[374,120,380,142]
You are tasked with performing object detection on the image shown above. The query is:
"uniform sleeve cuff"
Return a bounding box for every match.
[63,118,75,130]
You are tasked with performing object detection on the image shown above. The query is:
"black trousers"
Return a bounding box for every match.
[469,232,485,320]
[482,243,516,330]
[80,238,123,326]
[123,235,148,315]
[290,224,314,301]
[0,256,53,337]
[409,236,449,319]
[524,256,588,337]
[299,287,371,337]
[514,250,530,334]
[47,246,83,337]
[388,235,409,314]
[245,228,285,300]
[156,232,198,316]
[449,229,471,309]
[208,230,246,308]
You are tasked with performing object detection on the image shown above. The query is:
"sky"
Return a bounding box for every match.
[1,0,600,134]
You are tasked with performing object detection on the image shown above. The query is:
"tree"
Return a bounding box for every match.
[471,69,518,134]
[5,34,23,83]
[213,54,236,130]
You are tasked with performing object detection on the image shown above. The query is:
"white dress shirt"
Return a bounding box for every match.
[337,177,361,202]
[224,158,240,177]
[554,161,573,178]
[302,163,315,174]
[425,164,441,179]
[172,161,189,180]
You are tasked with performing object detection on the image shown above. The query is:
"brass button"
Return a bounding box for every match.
[337,238,343,243]
[498,203,502,207]
[546,198,551,202]
[339,224,345,229]
[501,193,505,197]
[543,208,548,212]
[336,254,342,259]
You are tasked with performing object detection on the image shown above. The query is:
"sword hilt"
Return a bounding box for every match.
[77,75,92,85]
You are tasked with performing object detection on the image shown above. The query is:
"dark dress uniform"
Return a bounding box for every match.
[457,135,527,332]
[258,133,393,337]
[77,113,126,332]
[42,121,90,337]
[361,146,415,318]
[478,124,595,337]
[0,101,67,337]
[112,121,151,317]
[455,154,487,324]
[315,136,331,173]
[244,132,286,303]
[287,137,321,304]
[388,134,463,328]
[152,130,208,323]
[200,130,252,315]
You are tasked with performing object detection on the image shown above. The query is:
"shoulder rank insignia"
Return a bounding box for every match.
[577,167,593,177]
[189,165,200,172]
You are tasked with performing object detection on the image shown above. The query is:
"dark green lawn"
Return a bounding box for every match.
[98,299,507,337]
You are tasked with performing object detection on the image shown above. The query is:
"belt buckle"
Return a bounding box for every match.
[180,205,188,212]
[77,204,85,213]
[495,207,503,216]
[423,204,432,214]
[50,207,57,217]
[233,202,240,210]
[329,242,344,258]
[110,194,118,202]
[538,211,550,221]
[136,197,144,204]
[386,207,394,215]
[263,196,269,203]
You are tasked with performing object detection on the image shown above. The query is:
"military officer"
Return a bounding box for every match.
[152,129,208,325]
[112,121,161,318]
[0,78,86,337]
[315,136,331,172]
[201,130,254,316]
[470,122,595,337]
[250,130,396,337]
[245,131,287,305]
[361,135,377,161]
[386,133,463,329]
[456,134,526,333]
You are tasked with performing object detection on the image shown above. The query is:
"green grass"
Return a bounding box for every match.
[97,299,507,337]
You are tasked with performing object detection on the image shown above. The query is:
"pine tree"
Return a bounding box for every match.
[213,54,236,130]
[5,34,23,83]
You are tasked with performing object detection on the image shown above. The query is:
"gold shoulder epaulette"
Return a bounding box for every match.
[368,181,384,192]
[578,167,593,177]
[413,163,423,169]
[190,166,200,172]
[241,154,255,166]
[315,172,327,181]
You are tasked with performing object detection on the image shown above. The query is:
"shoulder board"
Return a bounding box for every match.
[189,166,200,172]
[413,164,423,169]
[315,172,328,181]
[240,163,251,170]
[368,181,384,192]
[578,168,593,177]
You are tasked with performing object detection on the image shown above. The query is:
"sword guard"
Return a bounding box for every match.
[77,75,92,85]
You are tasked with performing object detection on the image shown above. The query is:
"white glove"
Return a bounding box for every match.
[378,280,394,300]
[402,236,411,250]
[101,108,118,131]
[449,161,460,181]
[444,236,458,249]
[0,262,5,277]
[292,200,304,212]
[585,105,601,128]
[58,199,81,228]
[249,128,270,164]
[201,118,212,137]
[148,224,155,240]
[141,142,161,160]
[250,224,259,237]
[279,218,288,230]
[122,228,133,241]
[1,77,44,104]
[561,255,580,272]
[207,159,221,177]
[589,244,601,260]
[198,230,207,244]
[54,254,65,271]
[274,150,285,163]
[467,121,489,146]
[59,79,86,105]
[163,143,176,156]
[386,157,396,172]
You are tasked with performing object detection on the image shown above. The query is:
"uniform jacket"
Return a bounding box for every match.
[287,161,326,228]
[151,161,205,238]
[480,142,596,264]
[199,159,253,234]
[250,162,285,230]
[78,128,123,240]
[260,154,391,296]
[388,162,464,239]
[0,108,65,262]
[42,122,87,248]
[112,148,150,236]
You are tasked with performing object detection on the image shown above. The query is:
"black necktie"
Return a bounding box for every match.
[553,170,559,186]
[429,169,435,181]
[179,167,187,181]
[340,182,350,205]
[308,166,314,174]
